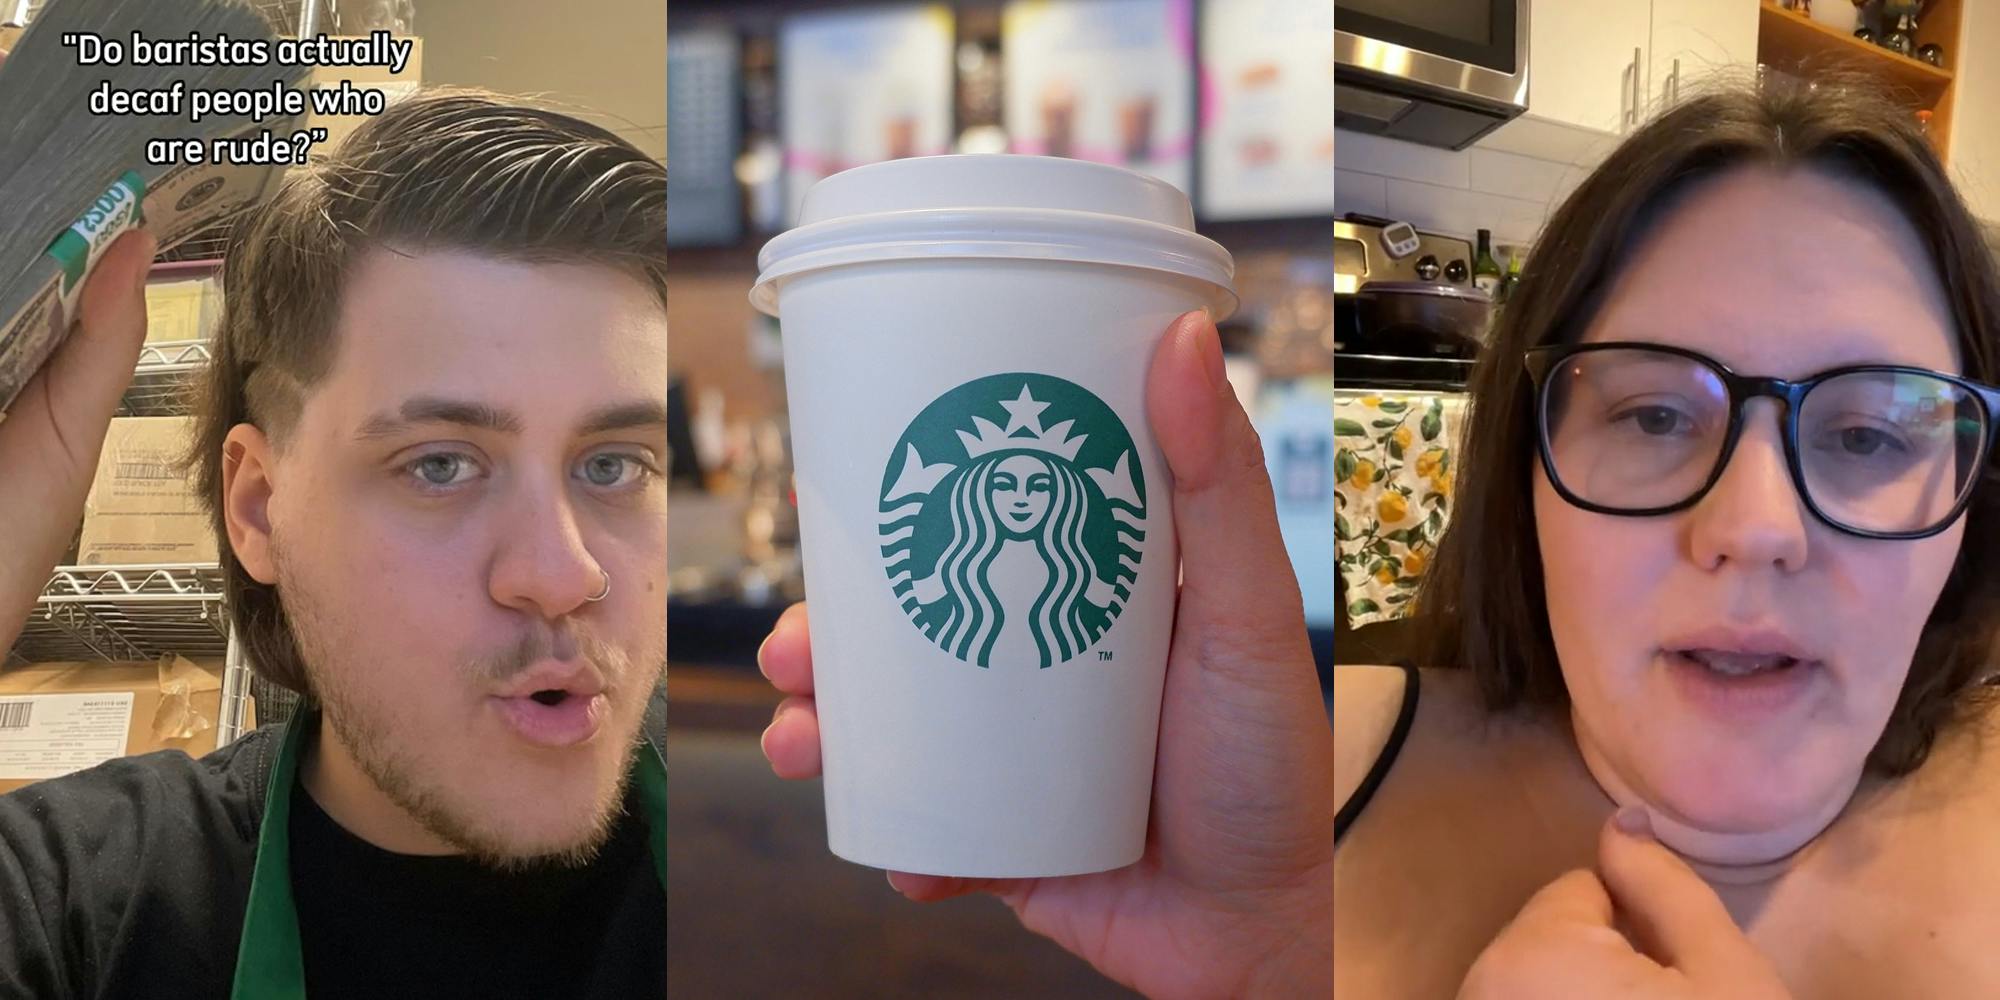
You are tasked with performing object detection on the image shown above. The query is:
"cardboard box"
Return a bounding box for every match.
[77,416,217,566]
[142,276,218,345]
[0,656,247,795]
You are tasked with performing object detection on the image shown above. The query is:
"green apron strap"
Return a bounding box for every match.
[634,737,668,891]
[230,712,311,1000]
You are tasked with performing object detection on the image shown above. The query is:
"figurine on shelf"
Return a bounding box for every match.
[1918,43,1945,68]
[1882,16,1915,56]
[1852,0,1881,42]
[1878,0,1919,57]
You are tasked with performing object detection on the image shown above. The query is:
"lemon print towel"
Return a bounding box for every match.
[1334,392,1468,628]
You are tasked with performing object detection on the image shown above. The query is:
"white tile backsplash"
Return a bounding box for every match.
[1380,178,1476,237]
[1479,114,1623,168]
[1335,126,1597,250]
[1334,169,1388,218]
[1383,179,1545,247]
[1468,147,1583,206]
[1333,129,1471,189]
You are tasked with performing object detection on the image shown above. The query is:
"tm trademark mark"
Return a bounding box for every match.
[1099,651,1114,661]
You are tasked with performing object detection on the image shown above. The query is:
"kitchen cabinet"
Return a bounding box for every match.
[1524,0,1757,136]
[1649,0,1759,109]
[1950,1,2000,221]
[1527,0,1651,134]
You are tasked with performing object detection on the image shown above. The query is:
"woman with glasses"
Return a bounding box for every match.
[1335,77,2000,999]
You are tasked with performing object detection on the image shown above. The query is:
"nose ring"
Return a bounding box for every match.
[585,569,611,603]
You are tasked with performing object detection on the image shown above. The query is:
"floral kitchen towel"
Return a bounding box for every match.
[1334,392,1469,628]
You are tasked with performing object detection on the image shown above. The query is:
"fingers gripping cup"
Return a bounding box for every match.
[753,155,1236,878]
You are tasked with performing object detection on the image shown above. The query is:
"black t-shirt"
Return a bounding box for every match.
[291,767,664,998]
[0,700,665,999]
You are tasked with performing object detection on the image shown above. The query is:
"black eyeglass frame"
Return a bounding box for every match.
[1522,341,2000,540]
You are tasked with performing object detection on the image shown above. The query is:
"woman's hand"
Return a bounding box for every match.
[0,229,156,651]
[1457,809,1794,1000]
[756,311,1335,1000]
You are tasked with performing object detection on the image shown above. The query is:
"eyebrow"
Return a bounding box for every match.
[578,400,671,436]
[355,396,668,441]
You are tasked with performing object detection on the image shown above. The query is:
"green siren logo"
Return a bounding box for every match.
[879,373,1146,669]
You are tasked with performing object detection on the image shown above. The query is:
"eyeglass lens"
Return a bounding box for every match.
[1541,348,1985,534]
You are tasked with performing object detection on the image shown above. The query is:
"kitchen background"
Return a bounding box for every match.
[1334,0,2000,666]
[667,0,1333,996]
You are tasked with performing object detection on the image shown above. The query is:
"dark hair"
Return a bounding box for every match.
[1416,76,2000,775]
[183,88,668,697]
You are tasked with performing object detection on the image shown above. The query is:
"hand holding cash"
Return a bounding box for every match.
[0,229,154,655]
[0,0,309,655]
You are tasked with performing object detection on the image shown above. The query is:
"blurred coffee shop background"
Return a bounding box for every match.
[1331,0,2000,664]
[664,0,1334,995]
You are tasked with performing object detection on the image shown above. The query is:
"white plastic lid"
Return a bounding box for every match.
[751,155,1237,318]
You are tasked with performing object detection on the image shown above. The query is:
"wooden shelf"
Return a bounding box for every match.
[1758,1,1952,101]
[1757,0,1957,161]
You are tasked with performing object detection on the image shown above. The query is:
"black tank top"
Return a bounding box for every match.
[1333,663,1419,846]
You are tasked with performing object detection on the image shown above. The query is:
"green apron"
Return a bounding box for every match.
[227,712,669,999]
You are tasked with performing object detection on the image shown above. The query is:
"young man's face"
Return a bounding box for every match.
[247,248,667,864]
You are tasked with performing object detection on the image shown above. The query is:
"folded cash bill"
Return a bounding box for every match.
[0,0,309,422]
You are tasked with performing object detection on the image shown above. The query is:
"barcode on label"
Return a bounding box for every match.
[0,701,31,730]
[115,462,177,480]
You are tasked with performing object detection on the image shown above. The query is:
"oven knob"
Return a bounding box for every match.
[1415,254,1441,281]
[1444,259,1469,284]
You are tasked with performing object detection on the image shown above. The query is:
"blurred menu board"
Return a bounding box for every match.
[668,27,743,247]
[1003,0,1196,196]
[1199,0,1336,219]
[779,6,956,227]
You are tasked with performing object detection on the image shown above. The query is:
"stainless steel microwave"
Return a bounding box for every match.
[1335,0,1529,150]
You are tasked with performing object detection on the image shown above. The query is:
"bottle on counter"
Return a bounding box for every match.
[1498,247,1523,304]
[1473,229,1502,298]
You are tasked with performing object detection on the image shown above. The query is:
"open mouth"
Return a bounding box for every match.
[491,659,610,748]
[494,687,608,747]
[1663,645,1821,720]
[1672,649,1806,678]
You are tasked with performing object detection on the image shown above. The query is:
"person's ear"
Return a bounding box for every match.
[221,424,279,584]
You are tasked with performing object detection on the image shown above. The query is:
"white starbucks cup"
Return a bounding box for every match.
[752,155,1236,878]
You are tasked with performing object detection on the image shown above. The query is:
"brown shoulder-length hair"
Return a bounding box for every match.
[181,88,667,698]
[1416,76,2000,776]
